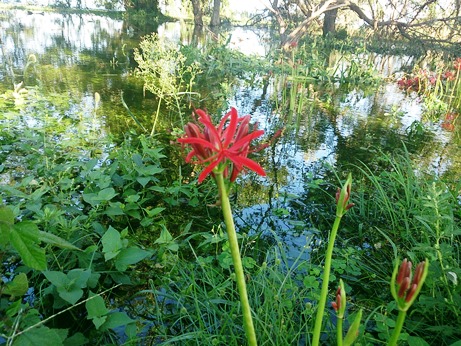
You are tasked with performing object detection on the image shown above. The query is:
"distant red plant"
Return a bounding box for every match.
[441,112,458,131]
[454,57,461,70]
[443,70,456,81]
[397,76,422,92]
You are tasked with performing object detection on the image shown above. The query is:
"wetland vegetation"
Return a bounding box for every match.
[1,1,461,345]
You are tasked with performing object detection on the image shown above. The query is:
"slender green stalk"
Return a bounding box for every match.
[312,215,342,346]
[337,317,343,346]
[215,172,258,346]
[387,310,406,346]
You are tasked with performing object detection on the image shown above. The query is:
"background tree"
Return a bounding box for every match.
[95,0,160,12]
[191,0,204,26]
[260,0,461,50]
[189,0,223,28]
[210,0,221,27]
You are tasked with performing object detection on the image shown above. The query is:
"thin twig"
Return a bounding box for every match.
[7,283,122,341]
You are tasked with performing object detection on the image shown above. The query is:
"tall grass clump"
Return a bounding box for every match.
[135,229,321,345]
[351,147,461,344]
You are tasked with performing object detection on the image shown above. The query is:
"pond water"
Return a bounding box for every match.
[1,9,460,258]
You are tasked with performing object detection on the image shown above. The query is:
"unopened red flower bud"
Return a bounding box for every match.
[405,283,418,302]
[412,261,425,286]
[398,277,410,298]
[396,258,411,285]
[331,301,338,311]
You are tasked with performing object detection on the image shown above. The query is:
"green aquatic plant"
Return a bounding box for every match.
[134,33,201,135]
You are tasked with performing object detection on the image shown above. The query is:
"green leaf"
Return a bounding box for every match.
[91,315,107,330]
[44,270,90,305]
[100,312,135,331]
[38,231,81,251]
[63,332,88,346]
[344,309,362,346]
[57,284,83,305]
[86,291,109,319]
[43,271,67,288]
[0,205,15,225]
[101,226,123,261]
[125,194,140,203]
[82,188,117,206]
[10,222,46,270]
[67,269,91,289]
[13,326,67,346]
[408,336,431,346]
[146,207,165,217]
[154,227,178,252]
[136,176,151,187]
[98,187,117,201]
[3,273,28,297]
[115,247,152,271]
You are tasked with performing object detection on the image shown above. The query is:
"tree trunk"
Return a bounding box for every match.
[210,0,221,27]
[322,8,338,37]
[191,0,204,27]
[123,0,160,12]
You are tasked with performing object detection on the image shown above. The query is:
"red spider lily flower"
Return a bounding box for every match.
[178,108,266,183]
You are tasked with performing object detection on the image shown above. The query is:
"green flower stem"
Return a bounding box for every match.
[388,310,407,346]
[215,172,258,346]
[337,317,343,346]
[312,215,342,346]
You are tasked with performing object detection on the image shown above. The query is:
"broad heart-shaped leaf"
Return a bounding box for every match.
[91,315,107,330]
[10,221,46,270]
[100,311,135,331]
[115,247,152,271]
[38,231,81,251]
[101,226,123,261]
[154,227,178,252]
[86,291,109,319]
[136,176,151,187]
[43,271,67,288]
[12,326,67,346]
[2,272,28,297]
[63,332,88,346]
[44,269,91,305]
[97,187,117,201]
[67,269,91,289]
[82,188,117,206]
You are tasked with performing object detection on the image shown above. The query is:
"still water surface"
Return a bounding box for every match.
[1,9,459,256]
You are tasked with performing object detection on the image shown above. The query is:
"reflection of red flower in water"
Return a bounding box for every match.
[443,70,455,81]
[397,76,422,92]
[178,108,267,183]
[441,112,458,131]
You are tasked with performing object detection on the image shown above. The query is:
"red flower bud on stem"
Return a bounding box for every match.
[391,258,428,311]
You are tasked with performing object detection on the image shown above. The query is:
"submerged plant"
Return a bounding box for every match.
[178,107,267,346]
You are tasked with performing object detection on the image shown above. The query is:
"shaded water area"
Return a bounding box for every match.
[1,8,460,255]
